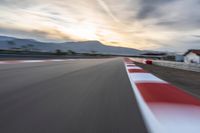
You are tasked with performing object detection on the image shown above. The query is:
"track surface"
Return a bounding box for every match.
[0,58,147,133]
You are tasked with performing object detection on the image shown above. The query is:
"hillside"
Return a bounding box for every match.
[0,36,142,55]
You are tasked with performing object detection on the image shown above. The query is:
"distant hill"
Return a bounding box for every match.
[0,36,142,55]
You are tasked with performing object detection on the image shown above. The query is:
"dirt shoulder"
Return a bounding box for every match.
[135,62,200,98]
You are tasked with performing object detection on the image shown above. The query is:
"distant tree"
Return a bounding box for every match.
[27,44,34,51]
[21,45,29,51]
[67,50,76,55]
[91,50,97,54]
[55,49,62,55]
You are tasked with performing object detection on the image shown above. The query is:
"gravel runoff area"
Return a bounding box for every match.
[135,62,200,98]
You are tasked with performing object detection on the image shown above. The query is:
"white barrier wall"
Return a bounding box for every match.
[152,60,200,72]
[130,58,200,72]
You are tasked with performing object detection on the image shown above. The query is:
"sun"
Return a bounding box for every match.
[65,22,99,41]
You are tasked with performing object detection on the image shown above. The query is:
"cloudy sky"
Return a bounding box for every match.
[0,0,200,52]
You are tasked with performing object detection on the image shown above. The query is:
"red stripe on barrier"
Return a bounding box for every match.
[136,83,200,106]
[128,69,147,73]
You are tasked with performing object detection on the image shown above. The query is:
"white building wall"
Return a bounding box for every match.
[184,52,200,64]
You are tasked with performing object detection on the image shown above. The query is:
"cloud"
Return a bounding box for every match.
[0,0,200,51]
[139,0,200,30]
[193,35,200,38]
[136,0,174,19]
[0,26,76,42]
[156,39,200,52]
[96,0,119,22]
[0,0,37,8]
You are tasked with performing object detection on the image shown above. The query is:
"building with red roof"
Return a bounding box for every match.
[184,49,200,64]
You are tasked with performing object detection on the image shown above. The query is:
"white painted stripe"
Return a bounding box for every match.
[129,73,166,83]
[67,59,75,61]
[126,66,142,69]
[22,60,44,63]
[125,63,135,65]
[50,59,74,61]
[49,59,65,61]
[0,59,74,64]
[149,103,200,133]
[0,61,6,64]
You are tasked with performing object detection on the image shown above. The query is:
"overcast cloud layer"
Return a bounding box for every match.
[0,0,200,52]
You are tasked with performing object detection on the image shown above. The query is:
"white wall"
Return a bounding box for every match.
[152,60,200,72]
[184,52,200,64]
[131,58,200,72]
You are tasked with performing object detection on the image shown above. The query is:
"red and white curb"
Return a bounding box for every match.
[124,58,200,133]
[0,59,75,65]
[130,58,153,64]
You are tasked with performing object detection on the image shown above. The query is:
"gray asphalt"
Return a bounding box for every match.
[0,58,147,133]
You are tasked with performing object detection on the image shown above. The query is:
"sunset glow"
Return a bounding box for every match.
[0,0,200,51]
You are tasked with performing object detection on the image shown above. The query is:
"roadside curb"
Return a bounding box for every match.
[124,57,200,133]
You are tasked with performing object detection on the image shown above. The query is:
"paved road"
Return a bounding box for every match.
[0,58,147,133]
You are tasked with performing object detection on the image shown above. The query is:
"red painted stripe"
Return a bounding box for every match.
[128,69,147,73]
[136,83,200,106]
[124,58,134,64]
[124,57,131,60]
[125,61,133,63]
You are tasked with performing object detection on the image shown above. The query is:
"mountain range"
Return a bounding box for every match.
[0,36,142,55]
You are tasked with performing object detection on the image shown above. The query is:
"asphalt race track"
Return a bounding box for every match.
[0,58,148,133]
